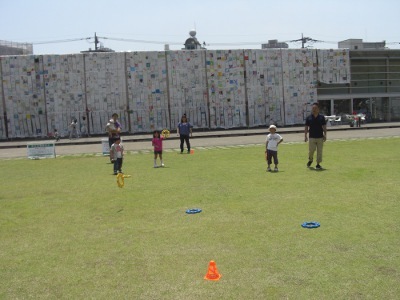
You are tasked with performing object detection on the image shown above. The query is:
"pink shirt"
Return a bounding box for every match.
[152,137,164,151]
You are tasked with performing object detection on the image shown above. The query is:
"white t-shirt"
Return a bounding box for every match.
[266,133,283,151]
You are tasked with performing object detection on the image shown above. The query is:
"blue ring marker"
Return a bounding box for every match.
[301,221,320,229]
[186,208,202,214]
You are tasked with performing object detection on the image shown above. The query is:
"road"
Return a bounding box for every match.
[1,123,399,159]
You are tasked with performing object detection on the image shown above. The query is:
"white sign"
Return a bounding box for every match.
[102,138,110,155]
[27,142,56,159]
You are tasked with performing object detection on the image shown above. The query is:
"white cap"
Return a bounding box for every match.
[269,125,277,130]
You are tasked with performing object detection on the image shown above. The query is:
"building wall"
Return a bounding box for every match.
[0,49,350,139]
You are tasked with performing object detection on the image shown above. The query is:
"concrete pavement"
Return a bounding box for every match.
[0,122,399,159]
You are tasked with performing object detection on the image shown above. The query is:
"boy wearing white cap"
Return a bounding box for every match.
[265,125,283,172]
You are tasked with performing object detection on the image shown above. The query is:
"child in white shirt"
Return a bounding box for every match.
[110,137,124,175]
[265,125,283,172]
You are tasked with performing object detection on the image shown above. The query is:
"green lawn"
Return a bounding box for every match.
[1,137,399,299]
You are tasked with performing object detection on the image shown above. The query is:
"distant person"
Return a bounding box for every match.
[69,119,79,139]
[177,114,192,154]
[109,137,124,175]
[54,129,60,142]
[152,130,164,168]
[80,116,89,137]
[105,113,121,162]
[265,125,283,172]
[305,102,327,170]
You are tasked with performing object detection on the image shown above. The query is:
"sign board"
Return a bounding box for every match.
[102,138,110,155]
[27,142,56,159]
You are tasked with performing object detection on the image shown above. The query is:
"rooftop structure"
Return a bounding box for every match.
[261,39,289,49]
[338,39,386,50]
[0,40,33,55]
[183,29,205,50]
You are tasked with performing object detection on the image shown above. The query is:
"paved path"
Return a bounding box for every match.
[1,123,399,159]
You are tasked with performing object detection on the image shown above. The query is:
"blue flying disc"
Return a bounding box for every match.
[301,221,320,229]
[186,208,202,214]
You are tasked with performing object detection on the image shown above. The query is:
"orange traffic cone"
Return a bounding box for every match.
[190,149,194,154]
[204,260,222,281]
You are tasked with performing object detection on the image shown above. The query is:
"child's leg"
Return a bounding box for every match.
[154,153,158,167]
[160,153,164,166]
[113,159,118,174]
[273,151,279,170]
[267,150,272,170]
[267,150,272,166]
[118,158,123,172]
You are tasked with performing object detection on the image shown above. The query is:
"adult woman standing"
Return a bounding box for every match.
[177,114,192,154]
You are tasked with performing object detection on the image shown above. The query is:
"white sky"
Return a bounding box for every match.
[1,0,399,55]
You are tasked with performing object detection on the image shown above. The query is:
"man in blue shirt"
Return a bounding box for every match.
[304,102,327,170]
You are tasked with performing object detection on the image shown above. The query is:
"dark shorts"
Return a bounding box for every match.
[267,149,278,164]
[154,150,162,155]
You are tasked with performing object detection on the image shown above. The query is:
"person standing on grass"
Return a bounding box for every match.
[265,125,283,172]
[152,130,164,168]
[177,114,192,154]
[110,137,124,175]
[305,102,327,170]
[105,113,121,162]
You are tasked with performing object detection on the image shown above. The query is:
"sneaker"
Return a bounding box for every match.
[113,172,118,175]
[267,167,271,172]
[274,167,279,172]
[316,164,322,170]
[307,161,312,167]
[154,165,158,168]
[187,150,190,154]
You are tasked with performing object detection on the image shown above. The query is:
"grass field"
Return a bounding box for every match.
[1,137,399,299]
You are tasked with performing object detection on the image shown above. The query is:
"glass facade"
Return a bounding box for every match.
[317,51,400,122]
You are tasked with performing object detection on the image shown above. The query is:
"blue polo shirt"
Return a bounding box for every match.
[305,114,326,138]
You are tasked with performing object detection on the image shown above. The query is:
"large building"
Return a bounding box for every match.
[0,40,33,55]
[317,49,400,122]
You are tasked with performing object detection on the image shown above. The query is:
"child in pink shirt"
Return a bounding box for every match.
[152,130,164,168]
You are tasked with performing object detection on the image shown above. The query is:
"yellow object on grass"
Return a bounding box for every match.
[116,173,131,188]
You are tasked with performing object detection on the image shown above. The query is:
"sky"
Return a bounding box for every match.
[1,0,399,55]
